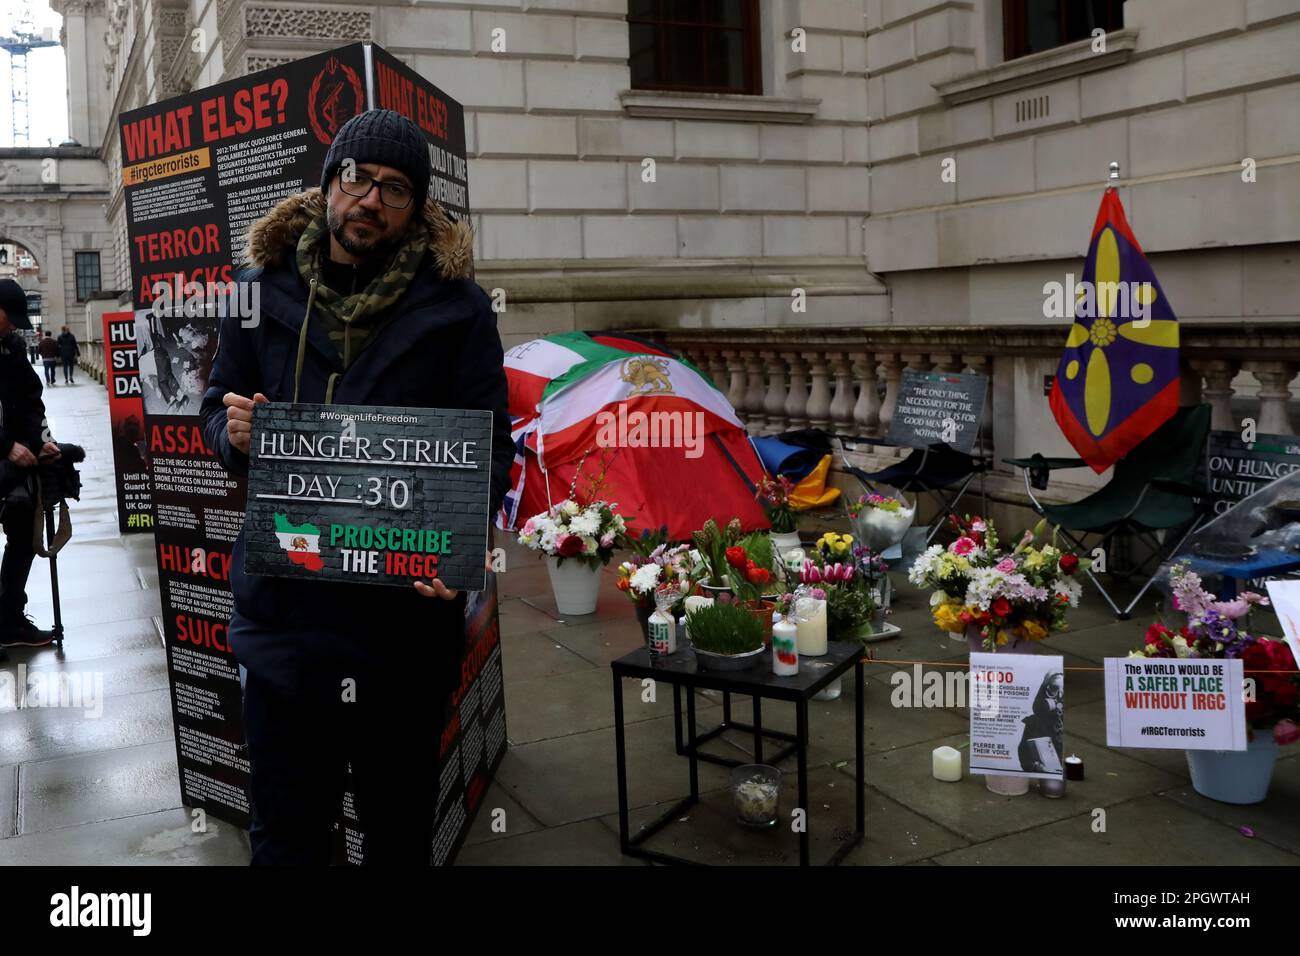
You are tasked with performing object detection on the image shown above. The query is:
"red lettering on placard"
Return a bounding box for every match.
[122,105,196,162]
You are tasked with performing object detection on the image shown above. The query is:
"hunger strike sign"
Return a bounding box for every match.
[1104,658,1247,751]
[245,402,494,591]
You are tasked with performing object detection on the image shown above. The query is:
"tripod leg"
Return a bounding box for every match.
[44,509,63,649]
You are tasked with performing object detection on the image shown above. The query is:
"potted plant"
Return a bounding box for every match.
[685,601,766,671]
[907,516,1089,653]
[721,533,779,643]
[756,474,800,556]
[691,518,745,599]
[1132,562,1297,804]
[846,493,914,552]
[799,551,876,643]
[518,456,628,615]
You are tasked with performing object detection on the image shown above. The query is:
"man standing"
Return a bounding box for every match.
[57,326,80,384]
[37,330,58,386]
[0,280,61,661]
[200,110,512,865]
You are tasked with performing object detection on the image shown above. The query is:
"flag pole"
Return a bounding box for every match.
[1107,161,1120,189]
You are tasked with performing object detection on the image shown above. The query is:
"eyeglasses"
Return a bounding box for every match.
[336,171,415,209]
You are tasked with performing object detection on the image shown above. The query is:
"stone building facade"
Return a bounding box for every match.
[31,0,1300,516]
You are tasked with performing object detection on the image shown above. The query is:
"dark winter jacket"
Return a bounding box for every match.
[199,189,512,699]
[57,331,79,361]
[0,332,47,460]
[37,336,58,361]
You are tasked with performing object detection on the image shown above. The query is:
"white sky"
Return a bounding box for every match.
[0,2,70,147]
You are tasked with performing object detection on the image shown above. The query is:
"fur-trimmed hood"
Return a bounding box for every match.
[242,188,474,280]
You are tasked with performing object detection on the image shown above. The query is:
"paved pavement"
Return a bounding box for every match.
[2,375,1298,866]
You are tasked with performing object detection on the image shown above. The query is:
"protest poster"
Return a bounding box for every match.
[886,369,987,454]
[244,403,492,591]
[1104,657,1246,751]
[969,652,1065,779]
[102,310,152,533]
[118,44,498,863]
[1202,431,1300,517]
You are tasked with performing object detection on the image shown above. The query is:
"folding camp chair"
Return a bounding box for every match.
[1004,404,1213,620]
[835,368,992,543]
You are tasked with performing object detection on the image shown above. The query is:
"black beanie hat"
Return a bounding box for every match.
[320,109,431,207]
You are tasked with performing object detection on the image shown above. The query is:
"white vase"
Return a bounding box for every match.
[546,555,601,615]
[769,530,802,558]
[1186,735,1280,804]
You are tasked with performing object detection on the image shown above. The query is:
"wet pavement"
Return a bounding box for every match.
[2,375,1298,866]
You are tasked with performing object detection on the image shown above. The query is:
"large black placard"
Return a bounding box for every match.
[1203,430,1300,517]
[245,403,492,591]
[886,368,988,454]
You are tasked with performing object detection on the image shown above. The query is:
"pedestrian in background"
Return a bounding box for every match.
[57,326,79,384]
[26,330,38,364]
[37,331,58,386]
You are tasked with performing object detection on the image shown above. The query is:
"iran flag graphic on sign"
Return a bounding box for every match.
[273,513,324,571]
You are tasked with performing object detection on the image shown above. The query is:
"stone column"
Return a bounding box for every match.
[851,351,881,437]
[743,352,767,433]
[877,354,903,436]
[723,350,748,421]
[1190,361,1237,431]
[1191,358,1240,431]
[706,351,728,391]
[784,352,810,430]
[829,354,856,434]
[803,351,833,430]
[1246,361,1297,436]
[762,351,788,435]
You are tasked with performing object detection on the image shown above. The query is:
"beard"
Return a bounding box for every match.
[326,203,401,260]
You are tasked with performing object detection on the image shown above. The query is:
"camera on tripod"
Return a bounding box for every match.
[37,442,87,505]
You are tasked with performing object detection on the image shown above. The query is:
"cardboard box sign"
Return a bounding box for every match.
[244,402,493,591]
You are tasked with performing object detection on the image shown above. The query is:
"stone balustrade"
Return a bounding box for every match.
[657,324,1300,513]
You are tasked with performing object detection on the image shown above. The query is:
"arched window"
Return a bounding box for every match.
[629,0,762,95]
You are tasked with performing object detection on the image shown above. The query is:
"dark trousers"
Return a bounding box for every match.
[41,360,56,385]
[62,357,75,382]
[0,502,35,622]
[241,669,446,865]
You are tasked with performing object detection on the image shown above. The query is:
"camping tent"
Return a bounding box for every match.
[500,331,769,540]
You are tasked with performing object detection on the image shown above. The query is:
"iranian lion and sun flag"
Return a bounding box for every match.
[1049,187,1181,472]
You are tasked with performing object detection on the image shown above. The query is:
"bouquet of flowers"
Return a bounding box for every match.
[756,474,798,534]
[518,499,627,569]
[798,535,876,639]
[616,536,694,608]
[847,493,914,551]
[846,493,906,518]
[1132,562,1298,739]
[907,515,1088,650]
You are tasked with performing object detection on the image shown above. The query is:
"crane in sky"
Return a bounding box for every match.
[1,0,60,146]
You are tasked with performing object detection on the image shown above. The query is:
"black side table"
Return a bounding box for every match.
[611,641,865,866]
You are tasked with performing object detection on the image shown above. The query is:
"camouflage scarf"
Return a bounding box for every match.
[294,210,428,371]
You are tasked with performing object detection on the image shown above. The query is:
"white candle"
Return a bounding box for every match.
[683,595,714,642]
[772,619,799,676]
[794,597,827,656]
[932,746,962,782]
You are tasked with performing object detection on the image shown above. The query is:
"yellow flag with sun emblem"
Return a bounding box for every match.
[1049,188,1180,473]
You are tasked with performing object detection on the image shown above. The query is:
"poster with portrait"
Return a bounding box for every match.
[969,652,1065,779]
